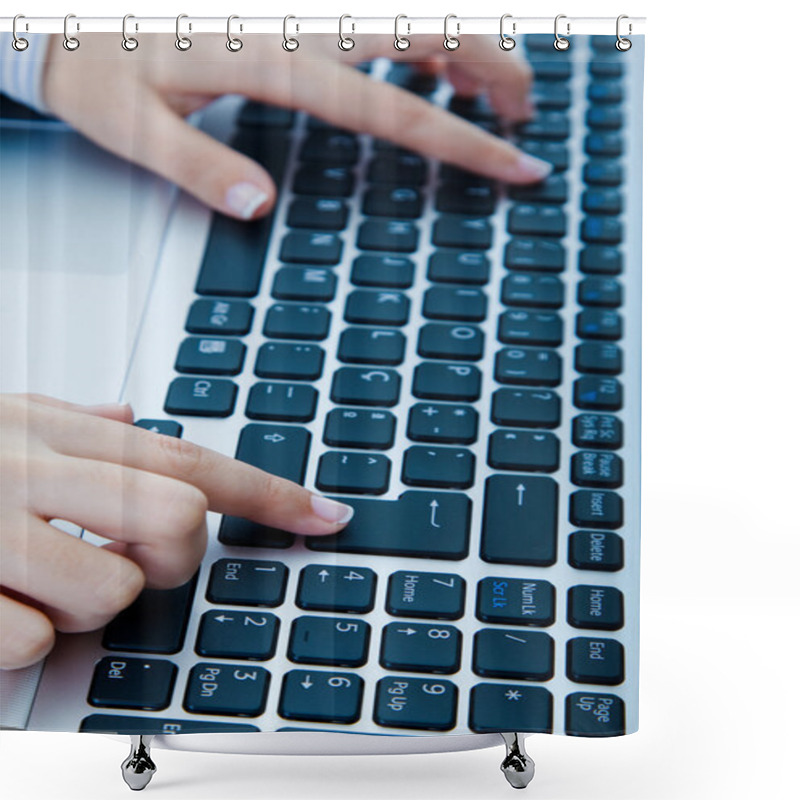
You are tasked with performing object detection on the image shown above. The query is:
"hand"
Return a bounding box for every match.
[0,393,353,669]
[41,33,549,220]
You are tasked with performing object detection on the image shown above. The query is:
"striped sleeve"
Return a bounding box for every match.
[0,33,52,115]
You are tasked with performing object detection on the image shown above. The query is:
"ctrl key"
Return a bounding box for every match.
[374,676,458,731]
[165,377,237,417]
[565,693,625,737]
[88,656,176,710]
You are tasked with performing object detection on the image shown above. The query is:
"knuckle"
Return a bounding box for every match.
[160,480,209,540]
[91,554,146,614]
[155,433,206,479]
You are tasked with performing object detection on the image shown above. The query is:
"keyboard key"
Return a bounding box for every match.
[331,367,401,406]
[218,516,294,550]
[417,323,484,361]
[174,337,245,376]
[567,637,625,685]
[344,290,410,326]
[245,382,318,422]
[263,303,331,340]
[491,388,561,428]
[575,342,623,375]
[495,347,562,386]
[293,165,354,197]
[532,83,571,111]
[307,491,471,560]
[568,586,624,630]
[436,183,496,215]
[585,133,624,158]
[581,217,623,245]
[380,622,462,674]
[508,175,568,204]
[368,153,428,185]
[316,451,391,494]
[519,141,568,172]
[578,277,623,307]
[279,669,364,724]
[571,451,623,488]
[580,245,623,275]
[279,231,343,266]
[488,430,559,472]
[374,676,457,731]
[134,419,183,437]
[288,616,371,667]
[586,105,624,128]
[164,377,237,417]
[469,683,553,733]
[287,197,348,230]
[89,657,176,710]
[516,112,570,140]
[574,376,623,411]
[300,131,359,164]
[323,408,396,449]
[583,160,623,187]
[79,715,259,735]
[413,362,481,401]
[184,663,269,716]
[231,422,311,484]
[505,238,565,272]
[433,215,493,249]
[407,403,478,444]
[363,186,423,218]
[588,80,624,104]
[296,565,377,613]
[207,559,289,606]
[582,188,623,215]
[501,273,564,309]
[572,413,623,449]
[568,531,624,571]
[357,219,419,252]
[254,342,324,380]
[402,446,475,488]
[351,254,414,288]
[577,309,623,340]
[186,299,254,335]
[499,310,564,346]
[473,629,554,680]
[476,577,555,626]
[272,266,337,302]
[386,571,466,619]
[238,101,295,128]
[195,610,279,660]
[423,286,487,321]
[508,204,567,237]
[565,693,625,736]
[448,94,498,121]
[569,490,624,529]
[427,250,490,284]
[481,475,558,566]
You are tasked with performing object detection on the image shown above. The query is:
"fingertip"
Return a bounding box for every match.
[224,182,274,220]
[310,494,355,527]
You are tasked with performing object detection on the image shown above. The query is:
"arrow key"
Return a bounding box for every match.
[279,669,364,724]
[380,622,462,674]
[195,610,279,660]
[296,564,377,613]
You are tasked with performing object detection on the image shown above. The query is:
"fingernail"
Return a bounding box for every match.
[226,182,270,219]
[516,153,553,181]
[311,494,355,525]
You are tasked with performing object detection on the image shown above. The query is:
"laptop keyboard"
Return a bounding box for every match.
[30,34,642,739]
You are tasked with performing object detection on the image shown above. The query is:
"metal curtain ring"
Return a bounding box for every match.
[443,14,460,51]
[394,14,410,51]
[338,14,355,51]
[616,14,632,51]
[499,13,516,51]
[12,15,29,51]
[282,15,299,51]
[554,14,570,51]
[175,14,192,51]
[122,14,139,51]
[226,15,243,51]
[63,14,80,51]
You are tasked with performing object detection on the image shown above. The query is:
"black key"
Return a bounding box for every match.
[580,245,623,275]
[531,60,573,80]
[469,683,553,734]
[288,616,371,667]
[279,231,343,266]
[575,342,623,375]
[368,153,428,185]
[316,451,391,494]
[254,342,324,380]
[491,388,561,429]
[207,559,289,606]
[357,219,419,252]
[505,238,565,272]
[402,446,475,489]
[238,101,295,128]
[499,310,563,346]
[418,323,484,361]
[476,577,555,627]
[433,215,493,249]
[473,629,554,681]
[287,197,348,230]
[385,64,439,95]
[407,402,478,444]
[495,347,562,386]
[574,376,623,411]
[296,565,377,613]
[380,622,461,674]
[501,273,564,308]
[565,693,625,736]
[186,299,254,335]
[568,531,624,572]
[577,309,623,340]
[413,362,481,401]
[427,250,490,284]
[102,575,197,655]
[351,254,414,288]
[572,414,623,449]
[345,290,410,326]
[195,610,279,660]
[590,61,625,78]
[79,714,259,735]
[331,367,401,406]
[293,165,354,197]
[436,183,496,215]
[374,676,457,731]
[279,669,364,724]
[568,586,624,630]
[263,303,331,340]
[581,217,623,246]
[164,377,237,417]
[448,94,497,121]
[184,663,269,716]
[218,515,294,549]
[532,83,571,111]
[519,141,568,172]
[586,105,624,129]
[439,165,495,186]
[423,286,487,321]
[196,214,272,297]
[386,571,466,620]
[508,204,567,237]
[578,277,623,307]
[245,382,318,422]
[569,490,624,529]
[588,80,624,104]
[582,188,623,216]
[307,491,471,560]
[508,175,568,204]
[567,638,625,685]
[516,112,570,140]
[175,337,245,376]
[232,131,291,179]
[585,133,624,158]
[338,327,405,365]
[363,186,423,218]
[134,419,183,437]
[272,266,336,302]
[571,451,623,488]
[481,475,558,566]
[583,160,624,187]
[232,422,311,484]
[88,657,176,710]
[323,408,396,449]
[488,430,559,472]
[300,131,359,164]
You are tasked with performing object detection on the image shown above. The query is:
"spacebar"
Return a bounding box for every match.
[307,491,471,560]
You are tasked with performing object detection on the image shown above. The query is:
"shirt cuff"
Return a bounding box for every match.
[0,33,52,116]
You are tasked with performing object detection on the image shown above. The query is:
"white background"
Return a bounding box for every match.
[1,0,798,798]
